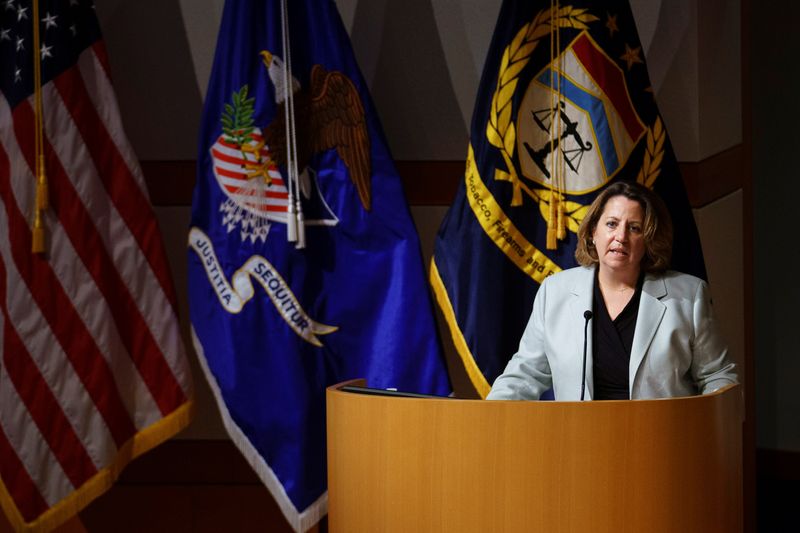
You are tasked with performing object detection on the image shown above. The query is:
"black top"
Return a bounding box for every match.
[592,272,644,400]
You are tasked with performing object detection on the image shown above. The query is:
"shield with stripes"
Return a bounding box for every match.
[517,31,645,194]
[210,127,339,242]
[212,130,289,221]
[211,129,289,241]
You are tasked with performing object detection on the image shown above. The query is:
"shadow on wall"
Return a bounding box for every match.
[95,0,204,160]
[644,0,697,159]
[350,0,469,160]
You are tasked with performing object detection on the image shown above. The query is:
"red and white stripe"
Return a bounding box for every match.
[0,42,192,529]
[211,131,289,218]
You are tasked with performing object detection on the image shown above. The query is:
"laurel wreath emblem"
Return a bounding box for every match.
[636,116,666,189]
[486,7,667,239]
[487,6,598,233]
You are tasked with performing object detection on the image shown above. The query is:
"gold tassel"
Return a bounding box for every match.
[546,195,558,250]
[556,199,566,240]
[36,155,48,210]
[545,0,563,252]
[32,210,45,254]
[546,227,557,250]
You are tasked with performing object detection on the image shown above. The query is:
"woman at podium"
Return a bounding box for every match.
[487,181,737,401]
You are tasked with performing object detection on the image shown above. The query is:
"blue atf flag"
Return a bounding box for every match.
[431,0,706,398]
[188,0,451,530]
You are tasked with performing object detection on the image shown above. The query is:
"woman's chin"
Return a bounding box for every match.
[600,260,639,275]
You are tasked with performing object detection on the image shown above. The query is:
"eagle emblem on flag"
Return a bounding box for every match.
[189,2,452,528]
[210,51,372,242]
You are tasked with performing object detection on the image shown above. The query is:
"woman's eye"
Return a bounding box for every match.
[629,225,642,233]
[606,220,617,228]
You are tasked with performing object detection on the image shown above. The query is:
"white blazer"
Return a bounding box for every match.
[486,266,737,401]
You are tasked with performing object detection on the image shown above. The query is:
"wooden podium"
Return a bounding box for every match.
[326,381,743,533]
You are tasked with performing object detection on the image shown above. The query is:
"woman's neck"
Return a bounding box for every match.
[597,266,640,293]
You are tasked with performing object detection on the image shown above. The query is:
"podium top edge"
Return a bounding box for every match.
[326,380,740,404]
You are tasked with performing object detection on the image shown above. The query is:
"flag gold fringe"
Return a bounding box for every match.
[0,400,194,533]
[429,258,492,398]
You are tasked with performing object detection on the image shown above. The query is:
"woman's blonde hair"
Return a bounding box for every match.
[574,181,673,273]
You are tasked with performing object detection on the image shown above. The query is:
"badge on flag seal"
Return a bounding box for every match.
[517,32,645,194]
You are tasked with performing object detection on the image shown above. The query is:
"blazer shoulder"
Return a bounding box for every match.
[659,270,708,298]
[542,266,593,292]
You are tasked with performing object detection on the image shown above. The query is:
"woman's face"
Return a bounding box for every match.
[592,195,646,278]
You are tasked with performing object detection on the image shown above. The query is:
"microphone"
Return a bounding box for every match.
[580,310,593,401]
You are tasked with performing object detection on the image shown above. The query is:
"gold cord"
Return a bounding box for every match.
[546,1,557,249]
[545,1,567,250]
[555,1,566,242]
[31,0,48,254]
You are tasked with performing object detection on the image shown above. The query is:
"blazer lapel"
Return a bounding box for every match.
[569,267,596,399]
[629,274,667,391]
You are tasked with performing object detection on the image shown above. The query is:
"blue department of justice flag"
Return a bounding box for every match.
[188,0,451,530]
[431,0,706,398]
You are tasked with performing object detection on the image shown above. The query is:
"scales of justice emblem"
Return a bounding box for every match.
[515,31,645,197]
[481,8,665,258]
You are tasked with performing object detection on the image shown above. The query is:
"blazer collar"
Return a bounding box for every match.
[568,265,596,309]
[571,268,668,399]
[569,267,596,399]
[629,273,667,391]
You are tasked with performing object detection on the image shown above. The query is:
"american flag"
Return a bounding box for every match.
[0,1,193,530]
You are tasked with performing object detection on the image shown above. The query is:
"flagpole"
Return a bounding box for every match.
[280,0,298,245]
